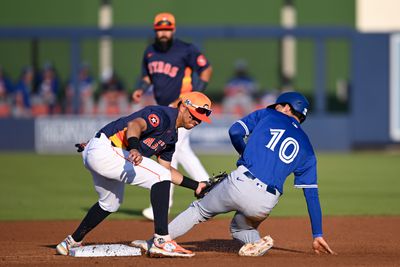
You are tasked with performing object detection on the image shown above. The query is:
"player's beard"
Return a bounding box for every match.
[154,37,173,52]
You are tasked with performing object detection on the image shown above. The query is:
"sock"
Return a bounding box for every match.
[150,181,171,236]
[71,202,111,242]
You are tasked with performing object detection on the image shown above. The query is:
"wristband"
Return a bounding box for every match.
[127,136,140,151]
[137,79,151,93]
[180,176,199,190]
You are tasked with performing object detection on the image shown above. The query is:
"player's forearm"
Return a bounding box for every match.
[136,76,152,92]
[164,164,200,190]
[303,188,323,237]
[229,122,247,154]
[199,66,212,83]
[170,167,184,185]
[126,118,146,140]
[194,66,212,92]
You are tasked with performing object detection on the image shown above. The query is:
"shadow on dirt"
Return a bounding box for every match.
[181,239,306,254]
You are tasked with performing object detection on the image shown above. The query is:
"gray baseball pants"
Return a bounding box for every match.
[169,165,280,244]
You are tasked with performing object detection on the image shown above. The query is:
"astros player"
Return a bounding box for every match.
[132,12,213,220]
[56,92,212,258]
[132,92,336,256]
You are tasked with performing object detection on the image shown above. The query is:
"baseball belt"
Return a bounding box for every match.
[243,171,280,196]
[95,132,117,147]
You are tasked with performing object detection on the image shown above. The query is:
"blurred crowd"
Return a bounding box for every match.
[0,62,151,118]
[0,60,280,118]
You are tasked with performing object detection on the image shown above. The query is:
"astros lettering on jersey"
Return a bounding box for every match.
[99,105,178,161]
[142,39,210,106]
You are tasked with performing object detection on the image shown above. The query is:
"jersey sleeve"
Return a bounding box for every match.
[138,107,169,135]
[293,154,318,188]
[186,44,210,74]
[237,109,269,136]
[141,48,150,78]
[158,144,176,162]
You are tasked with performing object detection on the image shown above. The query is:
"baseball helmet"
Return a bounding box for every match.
[268,92,310,123]
[153,12,175,31]
[181,92,212,123]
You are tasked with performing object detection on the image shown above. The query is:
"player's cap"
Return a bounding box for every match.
[181,92,212,123]
[268,91,309,123]
[154,13,175,31]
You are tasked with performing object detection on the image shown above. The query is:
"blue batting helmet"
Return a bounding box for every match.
[268,92,310,123]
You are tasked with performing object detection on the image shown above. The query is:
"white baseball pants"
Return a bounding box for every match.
[82,133,172,212]
[167,127,209,207]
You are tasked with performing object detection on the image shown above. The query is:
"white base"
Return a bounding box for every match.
[70,244,142,257]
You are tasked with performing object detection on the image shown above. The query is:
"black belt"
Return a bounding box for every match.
[243,171,278,195]
[95,132,116,147]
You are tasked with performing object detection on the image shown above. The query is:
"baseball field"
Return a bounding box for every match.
[1,151,400,266]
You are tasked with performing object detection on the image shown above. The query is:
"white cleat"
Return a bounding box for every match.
[56,235,82,256]
[142,207,154,221]
[238,235,274,257]
[131,239,152,254]
[142,206,171,221]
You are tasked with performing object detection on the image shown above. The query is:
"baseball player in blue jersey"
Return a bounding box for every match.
[56,92,213,258]
[132,92,336,256]
[132,12,213,220]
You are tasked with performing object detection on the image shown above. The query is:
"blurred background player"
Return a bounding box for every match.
[222,59,259,117]
[98,70,128,115]
[64,62,95,115]
[34,62,60,115]
[0,66,14,117]
[132,12,213,220]
[13,66,34,117]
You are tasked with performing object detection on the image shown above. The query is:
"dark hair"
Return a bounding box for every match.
[287,104,305,123]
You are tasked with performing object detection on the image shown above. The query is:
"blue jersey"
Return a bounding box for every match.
[99,106,178,161]
[141,39,210,106]
[236,108,317,194]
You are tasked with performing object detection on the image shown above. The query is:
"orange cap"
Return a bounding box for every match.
[153,12,175,31]
[181,92,212,123]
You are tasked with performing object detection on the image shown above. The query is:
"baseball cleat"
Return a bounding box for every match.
[142,207,154,221]
[131,239,152,254]
[238,235,274,257]
[56,235,82,256]
[149,238,194,258]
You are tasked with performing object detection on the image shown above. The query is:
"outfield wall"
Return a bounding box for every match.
[0,29,398,151]
[0,115,350,153]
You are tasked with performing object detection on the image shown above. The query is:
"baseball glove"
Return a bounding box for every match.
[75,142,87,153]
[196,171,228,199]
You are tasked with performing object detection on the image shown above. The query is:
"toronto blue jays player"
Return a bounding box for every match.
[132,92,336,256]
[132,12,213,220]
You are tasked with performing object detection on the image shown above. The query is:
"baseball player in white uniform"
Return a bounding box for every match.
[56,92,213,258]
[132,12,213,220]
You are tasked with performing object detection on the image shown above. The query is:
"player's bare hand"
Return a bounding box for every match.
[132,90,143,103]
[312,237,337,255]
[128,149,143,165]
[195,182,208,196]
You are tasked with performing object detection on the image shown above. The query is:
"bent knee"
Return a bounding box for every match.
[156,167,172,183]
[191,201,213,222]
[98,199,121,213]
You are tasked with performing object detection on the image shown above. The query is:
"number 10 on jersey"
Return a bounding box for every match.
[266,129,299,164]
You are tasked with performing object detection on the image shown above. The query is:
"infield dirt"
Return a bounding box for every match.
[0,216,399,266]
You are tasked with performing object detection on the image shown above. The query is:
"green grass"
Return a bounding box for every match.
[0,152,399,221]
